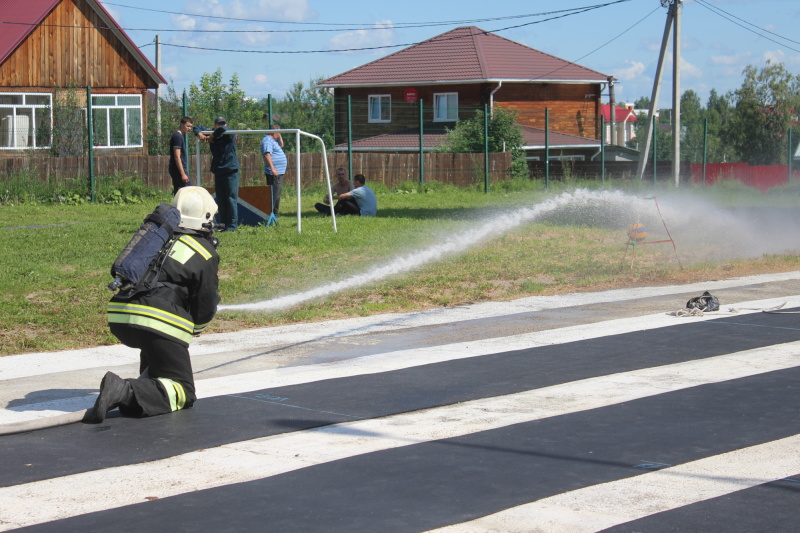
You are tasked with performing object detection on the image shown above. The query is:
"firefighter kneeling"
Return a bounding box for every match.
[84,187,221,423]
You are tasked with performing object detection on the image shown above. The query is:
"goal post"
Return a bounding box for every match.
[193,128,336,233]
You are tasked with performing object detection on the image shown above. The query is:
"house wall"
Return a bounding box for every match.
[333,82,602,146]
[0,0,159,156]
[0,0,155,89]
[494,83,602,140]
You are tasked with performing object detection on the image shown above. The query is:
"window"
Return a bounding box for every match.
[368,95,391,123]
[0,93,52,149]
[90,94,142,148]
[433,93,458,122]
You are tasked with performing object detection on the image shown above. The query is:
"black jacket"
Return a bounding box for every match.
[108,232,220,346]
[193,124,239,173]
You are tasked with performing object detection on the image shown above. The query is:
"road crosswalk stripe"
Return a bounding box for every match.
[1,341,798,531]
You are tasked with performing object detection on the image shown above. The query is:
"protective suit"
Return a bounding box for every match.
[84,187,221,423]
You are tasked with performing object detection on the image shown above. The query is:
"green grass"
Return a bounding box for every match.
[1,177,799,356]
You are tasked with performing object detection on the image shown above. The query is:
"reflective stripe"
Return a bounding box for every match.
[108,302,194,344]
[157,378,187,411]
[168,240,195,265]
[107,302,194,331]
[108,314,193,344]
[179,235,212,260]
[193,320,211,334]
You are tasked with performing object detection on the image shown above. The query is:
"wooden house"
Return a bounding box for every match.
[0,0,165,154]
[319,26,613,161]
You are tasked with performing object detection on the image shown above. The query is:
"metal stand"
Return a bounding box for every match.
[266,184,278,227]
[619,196,682,271]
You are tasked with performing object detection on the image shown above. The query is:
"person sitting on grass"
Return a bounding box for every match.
[329,174,377,217]
[314,167,353,215]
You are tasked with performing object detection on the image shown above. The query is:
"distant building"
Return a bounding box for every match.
[319,26,614,161]
[0,0,165,154]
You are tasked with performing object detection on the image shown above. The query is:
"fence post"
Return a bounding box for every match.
[788,128,794,183]
[484,103,489,193]
[702,118,708,185]
[419,98,424,185]
[267,94,273,126]
[182,90,190,179]
[545,108,550,190]
[600,115,605,184]
[347,95,353,183]
[86,86,95,203]
[652,122,657,185]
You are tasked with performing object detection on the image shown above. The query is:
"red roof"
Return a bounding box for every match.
[0,0,165,84]
[600,104,638,122]
[320,26,609,87]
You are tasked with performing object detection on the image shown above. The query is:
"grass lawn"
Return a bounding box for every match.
[2,178,799,356]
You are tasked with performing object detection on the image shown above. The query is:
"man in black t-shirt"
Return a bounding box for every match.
[169,117,194,195]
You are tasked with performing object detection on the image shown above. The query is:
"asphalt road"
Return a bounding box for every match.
[1,271,799,532]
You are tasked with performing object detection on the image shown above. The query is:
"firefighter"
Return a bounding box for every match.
[84,187,221,423]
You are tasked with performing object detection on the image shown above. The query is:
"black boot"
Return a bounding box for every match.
[83,372,135,423]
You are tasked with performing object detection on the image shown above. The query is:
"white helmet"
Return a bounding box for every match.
[172,187,218,231]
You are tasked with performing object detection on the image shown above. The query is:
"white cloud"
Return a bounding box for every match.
[254,73,269,86]
[710,52,752,66]
[763,49,800,67]
[679,57,703,79]
[614,60,646,81]
[327,20,395,54]
[172,14,197,31]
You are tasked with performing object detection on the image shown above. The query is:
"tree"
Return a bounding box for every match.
[272,76,334,153]
[437,107,528,179]
[725,61,800,165]
[187,69,265,152]
[703,89,736,163]
[680,89,705,163]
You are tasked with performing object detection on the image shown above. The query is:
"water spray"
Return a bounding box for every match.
[220,189,640,313]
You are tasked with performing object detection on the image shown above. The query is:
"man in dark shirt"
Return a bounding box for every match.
[169,117,194,195]
[193,117,240,231]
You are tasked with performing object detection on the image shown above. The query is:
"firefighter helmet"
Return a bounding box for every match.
[172,187,218,232]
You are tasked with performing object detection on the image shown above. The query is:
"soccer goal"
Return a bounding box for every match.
[193,128,336,233]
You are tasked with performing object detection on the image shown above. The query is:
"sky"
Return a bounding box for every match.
[101,0,800,107]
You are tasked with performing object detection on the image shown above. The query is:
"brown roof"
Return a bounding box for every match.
[320,26,609,87]
[0,0,165,85]
[519,126,600,149]
[334,125,600,152]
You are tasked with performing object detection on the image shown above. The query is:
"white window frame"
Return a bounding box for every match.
[89,94,143,148]
[433,92,458,122]
[368,94,391,123]
[0,92,52,149]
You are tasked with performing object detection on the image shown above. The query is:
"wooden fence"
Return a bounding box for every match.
[1,152,513,189]
[6,154,795,191]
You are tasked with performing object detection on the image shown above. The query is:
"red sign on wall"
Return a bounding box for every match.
[404,88,419,103]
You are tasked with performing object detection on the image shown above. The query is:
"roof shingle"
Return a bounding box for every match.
[320,26,609,87]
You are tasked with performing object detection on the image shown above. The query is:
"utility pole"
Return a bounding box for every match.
[672,1,681,187]
[636,0,683,186]
[155,35,162,139]
[608,76,617,146]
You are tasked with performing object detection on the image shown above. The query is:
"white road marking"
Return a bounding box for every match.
[429,435,800,532]
[3,294,798,424]
[1,342,798,531]
[2,270,798,381]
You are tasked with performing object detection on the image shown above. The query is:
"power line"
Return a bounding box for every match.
[0,1,629,35]
[695,0,800,54]
[154,1,628,54]
[101,1,628,29]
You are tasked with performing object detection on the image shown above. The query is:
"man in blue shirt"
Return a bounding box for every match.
[261,124,288,215]
[333,174,377,217]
